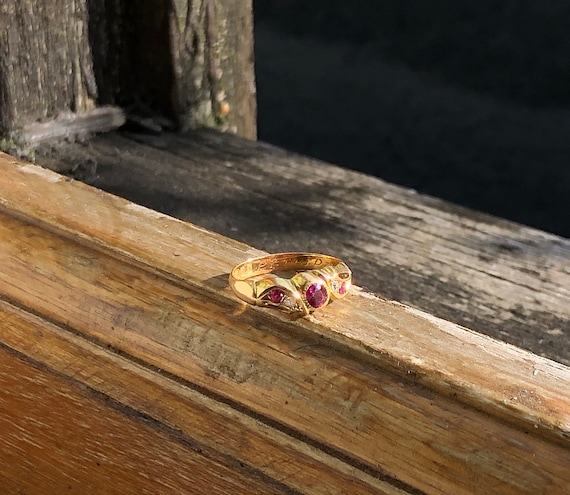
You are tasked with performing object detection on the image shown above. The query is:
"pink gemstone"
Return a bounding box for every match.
[269,288,285,304]
[338,281,348,295]
[306,283,328,308]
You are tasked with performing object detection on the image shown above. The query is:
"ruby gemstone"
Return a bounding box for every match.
[305,283,328,308]
[269,288,286,304]
[338,281,348,295]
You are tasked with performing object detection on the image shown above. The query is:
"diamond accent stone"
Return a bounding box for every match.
[305,282,328,308]
[331,279,349,296]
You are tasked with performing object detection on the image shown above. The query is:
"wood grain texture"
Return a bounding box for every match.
[0,343,287,495]
[34,130,570,366]
[0,1,255,145]
[0,301,399,495]
[1,152,569,495]
[0,0,96,133]
[168,0,256,136]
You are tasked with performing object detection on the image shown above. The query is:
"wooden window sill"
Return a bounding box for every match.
[1,144,569,494]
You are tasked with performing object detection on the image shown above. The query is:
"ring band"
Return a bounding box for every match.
[229,253,352,314]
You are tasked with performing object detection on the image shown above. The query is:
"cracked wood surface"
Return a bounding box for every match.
[1,151,569,494]
[36,129,570,366]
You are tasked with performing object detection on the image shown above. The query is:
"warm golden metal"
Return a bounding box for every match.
[229,253,352,314]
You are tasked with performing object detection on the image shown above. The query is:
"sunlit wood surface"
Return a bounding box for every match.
[1,152,569,494]
[37,129,570,366]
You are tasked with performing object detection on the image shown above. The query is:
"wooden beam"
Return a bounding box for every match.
[1,152,569,494]
[0,325,290,495]
[35,130,570,366]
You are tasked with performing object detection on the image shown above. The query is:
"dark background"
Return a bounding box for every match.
[253,1,570,238]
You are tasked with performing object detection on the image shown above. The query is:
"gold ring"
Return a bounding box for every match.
[229,253,352,314]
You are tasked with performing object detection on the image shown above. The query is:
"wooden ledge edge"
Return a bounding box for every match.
[353,290,570,443]
[1,152,569,444]
[0,299,403,495]
[2,152,570,493]
[0,106,126,156]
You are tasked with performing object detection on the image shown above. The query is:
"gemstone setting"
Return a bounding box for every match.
[305,282,328,308]
[338,281,349,295]
[268,288,286,304]
[331,279,350,296]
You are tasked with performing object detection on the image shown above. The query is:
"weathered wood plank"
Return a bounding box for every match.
[167,0,256,136]
[0,340,288,495]
[0,0,255,149]
[1,152,569,495]
[34,130,570,365]
[0,0,96,133]
[0,300,398,495]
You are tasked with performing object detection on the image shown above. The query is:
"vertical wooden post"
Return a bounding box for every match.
[0,1,97,136]
[168,0,257,137]
[0,0,256,151]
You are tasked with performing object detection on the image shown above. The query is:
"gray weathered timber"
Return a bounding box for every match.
[0,0,255,147]
[0,0,96,134]
[35,130,570,365]
[168,0,256,136]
